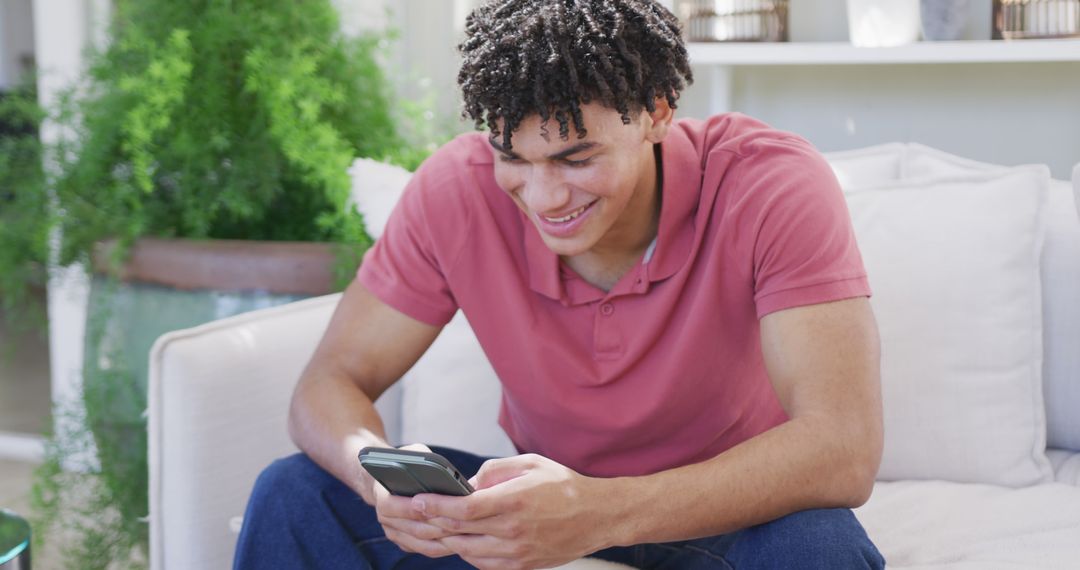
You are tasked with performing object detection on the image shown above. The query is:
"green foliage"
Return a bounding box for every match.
[0,81,49,333]
[0,0,430,313]
[31,396,146,569]
[50,0,418,267]
[6,0,441,566]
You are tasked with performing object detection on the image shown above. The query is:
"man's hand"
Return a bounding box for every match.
[418,454,611,570]
[370,444,459,558]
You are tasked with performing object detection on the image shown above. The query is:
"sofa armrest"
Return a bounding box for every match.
[147,294,402,570]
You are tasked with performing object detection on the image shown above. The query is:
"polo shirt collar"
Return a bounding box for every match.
[525,124,701,303]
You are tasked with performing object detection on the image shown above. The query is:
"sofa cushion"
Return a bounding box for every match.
[823,143,905,189]
[1074,163,1079,219]
[855,480,1080,568]
[148,294,402,570]
[901,145,1080,453]
[348,158,514,458]
[398,311,517,457]
[1041,185,1080,452]
[1048,449,1080,486]
[348,157,413,240]
[843,167,1053,487]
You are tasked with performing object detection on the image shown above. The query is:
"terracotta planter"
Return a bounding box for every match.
[93,237,340,295]
[81,238,343,542]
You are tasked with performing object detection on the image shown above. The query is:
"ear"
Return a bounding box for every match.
[643,96,675,143]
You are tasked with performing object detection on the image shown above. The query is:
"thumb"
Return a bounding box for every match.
[469,455,533,490]
[398,443,433,454]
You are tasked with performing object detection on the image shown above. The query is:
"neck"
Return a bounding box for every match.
[565,143,662,267]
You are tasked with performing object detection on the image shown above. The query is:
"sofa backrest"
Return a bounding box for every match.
[148,294,404,570]
[347,150,1080,482]
[1041,181,1080,452]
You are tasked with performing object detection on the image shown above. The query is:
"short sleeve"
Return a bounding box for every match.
[356,154,467,327]
[745,138,872,319]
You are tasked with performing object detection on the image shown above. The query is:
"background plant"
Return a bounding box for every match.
[0,81,49,337]
[1,0,439,567]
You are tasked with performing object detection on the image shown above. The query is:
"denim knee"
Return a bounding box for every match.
[728,509,885,569]
[244,453,351,523]
[254,454,328,491]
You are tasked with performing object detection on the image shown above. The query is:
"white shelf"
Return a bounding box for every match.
[687,39,1080,66]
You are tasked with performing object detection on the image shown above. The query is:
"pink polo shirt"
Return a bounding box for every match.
[358,113,871,478]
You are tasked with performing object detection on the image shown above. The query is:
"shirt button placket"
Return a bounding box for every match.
[594,301,622,359]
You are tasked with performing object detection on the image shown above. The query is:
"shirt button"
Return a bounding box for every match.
[600,303,615,316]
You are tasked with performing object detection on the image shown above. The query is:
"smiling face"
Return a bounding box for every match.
[491,101,673,260]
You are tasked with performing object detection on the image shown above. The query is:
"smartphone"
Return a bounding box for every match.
[358,447,475,497]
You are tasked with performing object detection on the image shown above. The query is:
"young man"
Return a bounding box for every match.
[235,1,886,568]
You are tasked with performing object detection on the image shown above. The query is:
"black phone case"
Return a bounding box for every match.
[358,447,475,497]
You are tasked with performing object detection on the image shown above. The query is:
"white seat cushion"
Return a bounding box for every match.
[855,481,1080,568]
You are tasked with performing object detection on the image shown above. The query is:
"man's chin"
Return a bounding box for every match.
[539,233,594,258]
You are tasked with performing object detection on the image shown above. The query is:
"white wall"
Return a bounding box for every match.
[711,63,1080,180]
[676,0,1080,180]
[34,0,107,449]
[0,0,36,90]
[788,0,993,42]
[333,0,390,37]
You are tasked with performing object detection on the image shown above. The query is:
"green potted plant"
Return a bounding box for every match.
[0,0,433,567]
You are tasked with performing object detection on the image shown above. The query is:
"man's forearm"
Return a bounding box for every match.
[288,370,392,496]
[601,414,879,547]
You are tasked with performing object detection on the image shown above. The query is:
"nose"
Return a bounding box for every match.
[520,168,570,215]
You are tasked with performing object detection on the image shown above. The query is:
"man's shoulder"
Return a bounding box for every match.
[405,132,494,204]
[421,131,494,173]
[395,131,513,239]
[678,114,837,200]
[675,113,821,167]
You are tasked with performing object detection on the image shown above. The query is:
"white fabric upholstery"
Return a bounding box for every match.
[854,480,1080,568]
[1041,184,1080,452]
[348,157,413,240]
[399,311,516,457]
[149,148,1080,568]
[844,167,1054,486]
[823,143,905,189]
[346,157,514,457]
[147,294,622,569]
[1072,163,1079,219]
[1048,449,1080,486]
[148,295,405,570]
[898,145,1080,453]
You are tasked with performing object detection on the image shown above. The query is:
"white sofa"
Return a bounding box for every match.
[148,144,1080,569]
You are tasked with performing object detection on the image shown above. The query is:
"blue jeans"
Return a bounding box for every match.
[234,447,885,569]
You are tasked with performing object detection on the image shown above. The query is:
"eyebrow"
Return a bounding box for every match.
[488,138,599,161]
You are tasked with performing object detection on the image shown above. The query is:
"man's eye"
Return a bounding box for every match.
[562,157,592,167]
[499,154,522,164]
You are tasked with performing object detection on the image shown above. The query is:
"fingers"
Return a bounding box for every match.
[374,478,456,556]
[374,484,428,521]
[470,455,536,490]
[380,513,456,542]
[424,513,521,538]
[413,489,506,522]
[460,557,532,570]
[440,533,523,560]
[382,525,455,558]
[416,455,541,520]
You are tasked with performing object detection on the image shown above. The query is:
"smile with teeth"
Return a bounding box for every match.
[542,202,593,223]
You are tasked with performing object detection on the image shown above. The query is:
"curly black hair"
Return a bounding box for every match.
[458,0,693,149]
